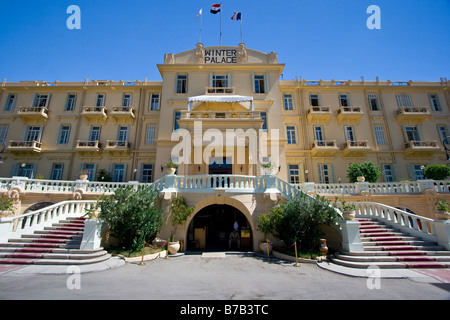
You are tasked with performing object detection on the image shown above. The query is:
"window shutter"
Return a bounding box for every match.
[392,164,399,181]
[264,73,269,93]
[209,72,213,87]
[329,164,335,183]
[227,72,232,88]
[252,72,255,92]
[46,93,51,109]
[10,163,18,177]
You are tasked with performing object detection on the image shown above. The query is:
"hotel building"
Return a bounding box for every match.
[0,44,449,252]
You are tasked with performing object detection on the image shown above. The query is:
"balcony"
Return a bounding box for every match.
[110,106,135,124]
[104,140,131,153]
[7,141,42,153]
[311,140,339,156]
[75,140,102,153]
[395,107,431,123]
[306,106,331,124]
[81,106,107,123]
[178,110,264,130]
[205,87,235,94]
[404,140,441,155]
[16,107,48,123]
[342,140,371,156]
[337,106,364,123]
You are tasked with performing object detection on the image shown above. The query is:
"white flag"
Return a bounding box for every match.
[196,8,202,19]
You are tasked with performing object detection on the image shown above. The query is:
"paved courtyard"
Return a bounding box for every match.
[0,253,449,303]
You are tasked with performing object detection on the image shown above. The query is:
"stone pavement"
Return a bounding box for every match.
[0,252,449,301]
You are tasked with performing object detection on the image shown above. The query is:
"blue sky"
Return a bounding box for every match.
[0,0,449,82]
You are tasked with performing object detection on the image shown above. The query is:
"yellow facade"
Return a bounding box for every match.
[0,43,449,183]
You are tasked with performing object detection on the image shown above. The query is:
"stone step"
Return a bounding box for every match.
[0,250,109,260]
[0,253,112,265]
[330,256,450,269]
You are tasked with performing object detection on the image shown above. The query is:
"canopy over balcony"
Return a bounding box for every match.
[187,95,254,111]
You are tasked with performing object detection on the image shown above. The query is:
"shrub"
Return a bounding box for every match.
[424,164,450,180]
[98,185,163,252]
[170,197,194,240]
[260,194,340,250]
[346,162,382,183]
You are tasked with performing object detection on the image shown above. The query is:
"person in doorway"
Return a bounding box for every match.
[229,229,240,249]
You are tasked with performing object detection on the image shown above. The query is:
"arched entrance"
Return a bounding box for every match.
[186,204,253,252]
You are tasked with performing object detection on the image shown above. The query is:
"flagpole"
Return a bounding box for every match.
[200,11,202,43]
[220,4,222,46]
[240,15,243,43]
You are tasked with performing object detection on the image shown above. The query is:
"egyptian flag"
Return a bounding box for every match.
[211,4,221,14]
[231,12,241,20]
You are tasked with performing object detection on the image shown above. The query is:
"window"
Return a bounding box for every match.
[123,94,132,107]
[339,94,349,107]
[438,126,449,142]
[286,126,296,144]
[117,126,128,142]
[410,164,425,180]
[176,74,187,93]
[82,164,96,181]
[212,74,228,88]
[89,126,101,142]
[382,165,394,182]
[344,126,355,142]
[96,94,105,107]
[25,126,42,142]
[65,94,76,111]
[253,74,267,94]
[173,111,181,131]
[283,94,293,110]
[57,125,71,144]
[15,163,36,179]
[4,94,16,111]
[373,126,386,145]
[368,94,380,111]
[113,164,126,182]
[150,94,160,110]
[141,164,154,183]
[314,126,324,144]
[145,125,157,144]
[288,164,300,184]
[260,112,267,131]
[33,94,49,108]
[0,126,8,141]
[310,94,319,107]
[405,126,420,142]
[429,94,441,111]
[50,164,64,180]
[318,164,333,184]
[395,94,412,108]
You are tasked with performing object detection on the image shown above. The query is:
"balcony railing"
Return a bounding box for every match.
[110,106,135,123]
[205,87,235,94]
[105,140,131,152]
[306,106,331,123]
[16,107,48,122]
[7,140,42,153]
[404,140,440,154]
[396,107,431,122]
[311,140,339,155]
[81,106,108,122]
[75,140,102,152]
[337,106,364,123]
[179,110,262,120]
[342,140,371,155]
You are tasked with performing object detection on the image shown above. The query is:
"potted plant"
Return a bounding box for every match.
[168,197,194,254]
[346,162,382,183]
[261,162,276,175]
[338,199,356,220]
[79,170,90,180]
[434,200,450,220]
[257,213,273,254]
[165,160,178,174]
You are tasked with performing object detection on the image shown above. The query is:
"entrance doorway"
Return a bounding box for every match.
[209,157,232,174]
[186,204,252,252]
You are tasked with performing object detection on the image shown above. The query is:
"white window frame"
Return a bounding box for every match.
[141,164,154,183]
[373,126,386,145]
[57,125,71,144]
[150,93,160,111]
[65,94,76,111]
[123,94,132,107]
[395,93,412,108]
[89,126,101,142]
[318,164,333,184]
[145,125,157,144]
[288,164,300,184]
[50,164,64,180]
[176,74,188,94]
[314,126,324,143]
[286,125,297,144]
[310,94,319,107]
[33,94,49,108]
[429,93,441,111]
[339,94,349,107]
[112,164,126,182]
[368,93,380,111]
[283,94,293,110]
[4,94,17,111]
[344,126,355,142]
[96,94,105,107]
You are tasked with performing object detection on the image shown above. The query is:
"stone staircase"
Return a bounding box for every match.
[331,218,450,269]
[0,217,111,265]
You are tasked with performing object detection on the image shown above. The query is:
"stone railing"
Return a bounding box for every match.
[293,180,450,195]
[0,200,97,243]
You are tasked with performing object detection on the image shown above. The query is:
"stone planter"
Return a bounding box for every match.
[168,241,180,254]
[343,210,356,220]
[357,176,365,182]
[259,241,273,254]
[435,211,450,220]
[319,239,328,257]
[166,167,176,174]
[79,174,88,180]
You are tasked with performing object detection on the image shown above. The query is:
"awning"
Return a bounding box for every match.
[187,95,254,110]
